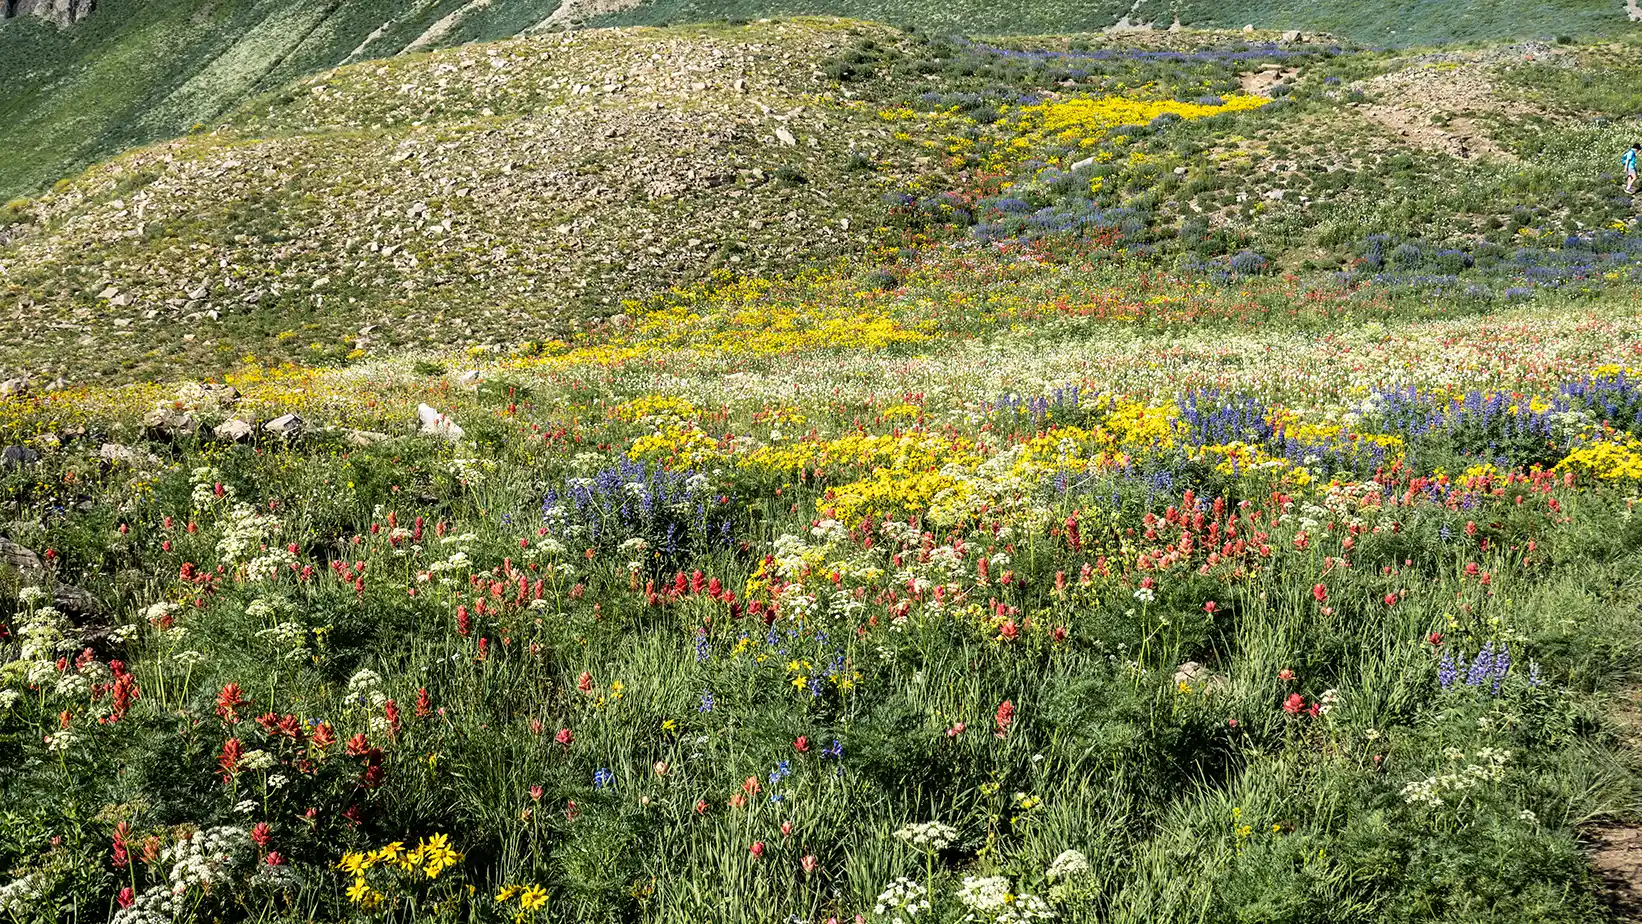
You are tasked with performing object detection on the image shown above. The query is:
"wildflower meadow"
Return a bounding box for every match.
[5,14,1642,924]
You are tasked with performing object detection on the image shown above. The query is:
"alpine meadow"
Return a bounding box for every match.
[9,1,1642,923]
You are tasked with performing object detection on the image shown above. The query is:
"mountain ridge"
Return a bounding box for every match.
[2,0,1636,201]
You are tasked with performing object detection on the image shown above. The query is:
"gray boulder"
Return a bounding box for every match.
[0,537,43,577]
[0,445,40,469]
[264,413,305,437]
[214,419,256,442]
[142,405,197,438]
[417,403,464,441]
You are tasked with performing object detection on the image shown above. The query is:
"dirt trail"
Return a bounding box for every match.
[1593,826,1642,919]
[1360,106,1509,161]
[530,0,642,32]
[404,0,495,53]
[1591,687,1642,919]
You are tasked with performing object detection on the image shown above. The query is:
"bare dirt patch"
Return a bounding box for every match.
[1590,686,1642,921]
[1345,45,1569,162]
[532,0,643,31]
[1239,66,1299,96]
[1592,826,1642,920]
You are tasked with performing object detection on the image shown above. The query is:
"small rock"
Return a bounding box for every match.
[1069,155,1096,172]
[1173,661,1229,693]
[1243,23,1255,32]
[142,406,197,439]
[457,370,482,387]
[343,429,395,447]
[0,378,28,398]
[1281,30,1305,42]
[1264,188,1286,201]
[775,126,797,147]
[264,413,305,437]
[0,537,43,576]
[213,419,256,442]
[53,583,103,620]
[99,443,158,466]
[418,404,464,442]
[0,445,40,469]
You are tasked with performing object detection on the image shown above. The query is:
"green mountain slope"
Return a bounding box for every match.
[2,0,1636,200]
[0,19,935,382]
[596,0,1632,45]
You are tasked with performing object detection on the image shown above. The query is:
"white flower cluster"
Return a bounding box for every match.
[957,875,1012,913]
[54,672,91,699]
[143,601,181,622]
[1400,747,1511,807]
[450,456,492,483]
[254,620,309,661]
[994,895,1056,924]
[346,669,388,708]
[44,725,79,754]
[244,544,298,582]
[189,466,233,510]
[893,821,959,851]
[957,875,1056,923]
[171,649,207,668]
[0,874,40,915]
[164,825,251,894]
[428,533,477,581]
[239,749,278,771]
[873,877,931,924]
[1045,849,1091,880]
[215,503,280,567]
[1,604,71,689]
[112,885,177,924]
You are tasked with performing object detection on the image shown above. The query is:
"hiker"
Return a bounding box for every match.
[1628,143,1640,194]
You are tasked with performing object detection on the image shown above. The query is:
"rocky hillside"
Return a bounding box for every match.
[8,11,1642,386]
[0,18,935,382]
[1,0,1636,201]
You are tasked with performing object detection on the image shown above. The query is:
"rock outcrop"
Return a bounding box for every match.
[3,0,96,26]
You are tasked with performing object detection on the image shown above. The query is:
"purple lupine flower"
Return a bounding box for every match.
[1465,643,1495,687]
[694,630,710,663]
[1438,651,1458,690]
[593,768,614,789]
[1529,662,1542,687]
[699,690,715,713]
[1492,643,1512,694]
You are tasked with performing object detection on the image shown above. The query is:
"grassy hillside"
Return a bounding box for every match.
[596,0,1634,45]
[7,18,1642,385]
[1,19,943,381]
[1,0,1636,200]
[0,0,563,200]
[10,16,1642,924]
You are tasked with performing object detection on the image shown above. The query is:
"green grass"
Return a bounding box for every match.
[592,0,1632,45]
[2,0,1636,200]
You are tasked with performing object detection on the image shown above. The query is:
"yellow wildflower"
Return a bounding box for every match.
[520,885,550,911]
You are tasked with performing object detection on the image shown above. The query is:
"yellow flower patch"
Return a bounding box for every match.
[1555,436,1642,481]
